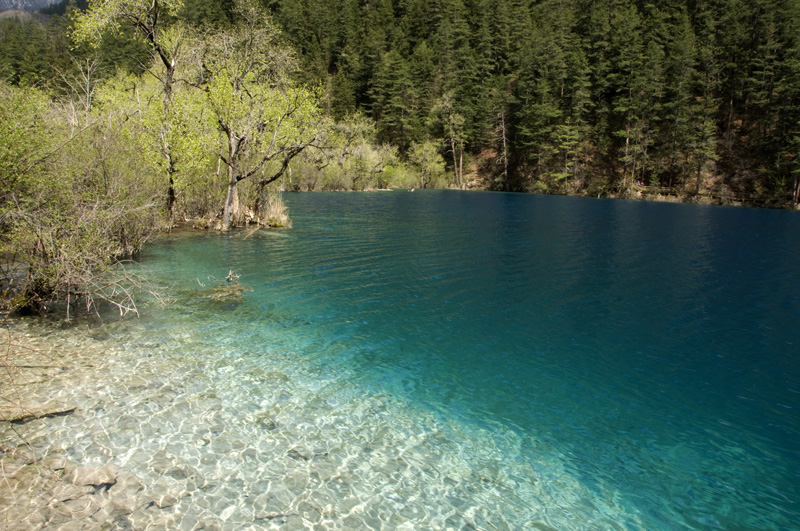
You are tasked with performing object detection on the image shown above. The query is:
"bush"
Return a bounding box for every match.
[0,82,165,316]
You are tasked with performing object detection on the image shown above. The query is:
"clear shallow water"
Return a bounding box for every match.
[6,190,800,529]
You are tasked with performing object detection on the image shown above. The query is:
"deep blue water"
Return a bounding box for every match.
[131,190,800,529]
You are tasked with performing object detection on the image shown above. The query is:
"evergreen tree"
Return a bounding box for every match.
[659,6,697,189]
[181,0,236,28]
[370,49,420,154]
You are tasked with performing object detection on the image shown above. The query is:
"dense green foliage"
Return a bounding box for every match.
[263,0,800,205]
[2,0,798,205]
[1,0,336,312]
[3,0,798,204]
[0,81,164,314]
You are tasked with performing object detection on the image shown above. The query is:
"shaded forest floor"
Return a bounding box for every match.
[462,150,798,209]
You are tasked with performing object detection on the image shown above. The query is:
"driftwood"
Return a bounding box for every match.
[1,403,76,424]
[242,226,260,240]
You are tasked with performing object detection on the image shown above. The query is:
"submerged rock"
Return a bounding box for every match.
[65,464,119,487]
[0,456,147,530]
[254,414,278,431]
[205,282,253,302]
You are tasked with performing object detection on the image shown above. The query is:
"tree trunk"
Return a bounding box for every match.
[499,110,509,191]
[222,156,238,230]
[450,137,463,189]
[451,136,458,188]
[221,130,240,231]
[167,175,176,218]
[624,129,632,193]
[695,160,703,195]
[222,180,237,231]
[162,64,176,223]
[458,143,463,190]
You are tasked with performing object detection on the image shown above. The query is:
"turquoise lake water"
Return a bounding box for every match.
[10,190,800,529]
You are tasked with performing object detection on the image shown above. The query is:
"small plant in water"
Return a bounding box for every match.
[261,189,292,228]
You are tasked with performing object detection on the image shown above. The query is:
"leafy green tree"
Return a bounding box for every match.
[198,2,324,230]
[408,140,446,188]
[72,0,184,97]
[0,83,52,203]
[302,114,394,190]
[73,0,186,217]
[95,67,217,216]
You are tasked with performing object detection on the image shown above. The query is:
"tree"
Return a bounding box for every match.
[199,1,325,230]
[305,115,397,190]
[0,81,163,315]
[73,0,187,218]
[72,0,184,96]
[0,83,52,206]
[431,93,466,189]
[607,3,662,193]
[94,66,217,217]
[511,0,587,192]
[55,54,103,132]
[6,0,796,208]
[181,0,236,28]
[494,104,510,191]
[408,140,446,188]
[657,6,697,189]
[370,49,420,154]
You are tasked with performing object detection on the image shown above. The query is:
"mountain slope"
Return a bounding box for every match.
[0,0,58,12]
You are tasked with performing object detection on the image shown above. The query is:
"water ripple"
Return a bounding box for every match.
[3,191,800,530]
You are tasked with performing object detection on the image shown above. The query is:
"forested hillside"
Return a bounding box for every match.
[2,0,799,205]
[0,0,57,11]
[263,0,800,206]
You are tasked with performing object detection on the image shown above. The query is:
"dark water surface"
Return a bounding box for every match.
[14,190,800,529]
